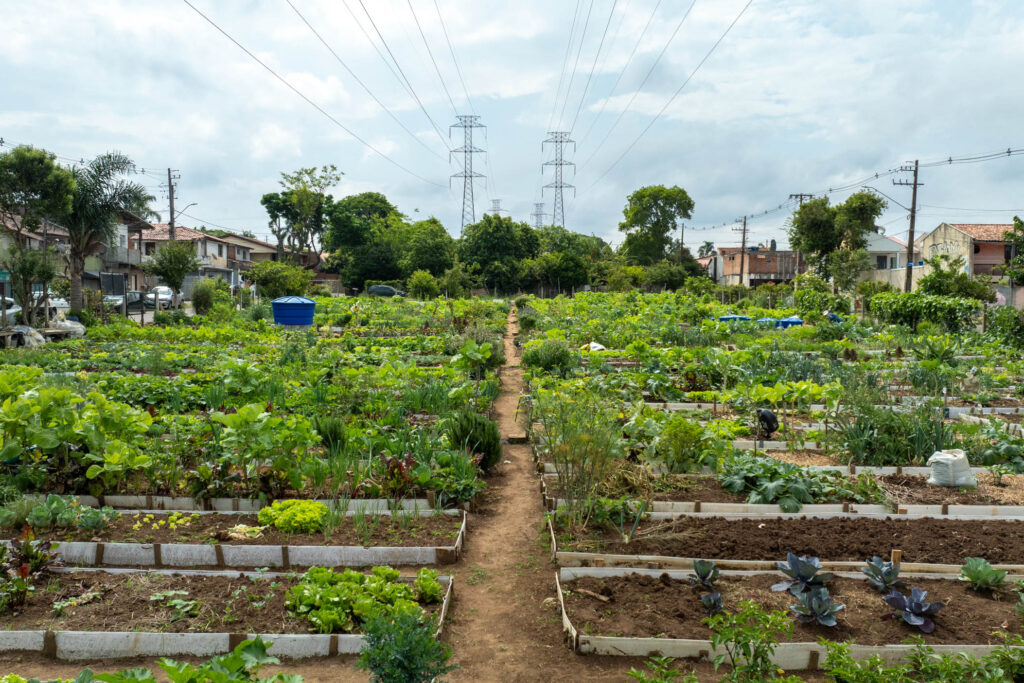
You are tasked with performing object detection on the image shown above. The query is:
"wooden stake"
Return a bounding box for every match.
[891,549,902,567]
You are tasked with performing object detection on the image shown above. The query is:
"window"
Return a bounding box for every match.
[217,244,223,257]
[889,256,898,269]
[876,255,888,270]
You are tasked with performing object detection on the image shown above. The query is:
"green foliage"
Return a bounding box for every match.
[959,557,1007,592]
[705,600,793,682]
[719,454,884,512]
[862,556,905,593]
[0,495,118,532]
[1004,216,1024,285]
[871,291,979,332]
[444,410,501,473]
[459,214,539,293]
[834,403,953,466]
[190,277,218,316]
[413,568,443,604]
[247,261,313,300]
[918,254,996,302]
[407,270,440,299]
[1,244,58,328]
[628,656,699,682]
[987,305,1024,349]
[656,414,712,472]
[688,559,719,590]
[618,185,695,266]
[788,192,885,276]
[286,566,428,634]
[827,248,872,292]
[142,241,201,296]
[306,283,332,298]
[256,499,329,534]
[521,339,576,375]
[356,610,455,683]
[823,635,1024,683]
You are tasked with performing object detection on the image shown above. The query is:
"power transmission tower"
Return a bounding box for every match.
[450,115,486,232]
[542,131,575,229]
[733,217,748,287]
[489,199,505,216]
[531,202,549,228]
[893,160,922,293]
[166,168,180,240]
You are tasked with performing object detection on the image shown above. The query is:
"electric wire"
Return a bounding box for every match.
[180,0,445,187]
[433,0,475,114]
[407,0,458,116]
[568,0,618,133]
[547,0,583,132]
[581,0,699,170]
[557,0,595,130]
[284,0,446,161]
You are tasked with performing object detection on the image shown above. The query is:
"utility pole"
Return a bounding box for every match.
[894,160,922,293]
[531,202,548,228]
[789,193,813,277]
[542,131,575,229]
[166,168,180,240]
[733,217,748,287]
[450,115,486,233]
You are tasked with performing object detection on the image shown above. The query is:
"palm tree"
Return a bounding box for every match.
[698,241,716,258]
[65,153,153,311]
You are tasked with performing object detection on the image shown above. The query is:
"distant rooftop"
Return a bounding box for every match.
[950,223,1013,241]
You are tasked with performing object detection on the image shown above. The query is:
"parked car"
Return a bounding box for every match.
[0,297,21,324]
[145,286,183,309]
[29,292,70,320]
[103,291,147,313]
[367,284,405,297]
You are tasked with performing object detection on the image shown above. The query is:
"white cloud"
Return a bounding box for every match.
[249,123,301,161]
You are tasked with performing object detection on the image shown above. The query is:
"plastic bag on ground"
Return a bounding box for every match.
[586,342,606,352]
[52,319,86,338]
[926,449,977,488]
[10,325,44,348]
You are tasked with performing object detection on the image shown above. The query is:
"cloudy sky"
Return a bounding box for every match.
[3,0,1024,251]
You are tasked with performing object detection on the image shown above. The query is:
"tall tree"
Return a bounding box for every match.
[0,145,75,326]
[259,192,298,261]
[65,153,153,311]
[618,185,695,265]
[788,191,886,276]
[324,191,399,252]
[277,165,343,268]
[400,217,454,276]
[143,240,202,301]
[827,248,873,293]
[459,214,539,292]
[1004,216,1024,285]
[698,241,716,258]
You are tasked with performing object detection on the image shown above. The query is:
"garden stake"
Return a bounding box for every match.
[891,549,902,567]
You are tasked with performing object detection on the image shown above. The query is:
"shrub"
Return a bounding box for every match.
[521,339,575,375]
[656,415,711,472]
[871,291,979,332]
[307,283,332,298]
[248,261,313,300]
[444,410,502,473]
[357,611,455,683]
[191,278,218,315]
[257,499,329,534]
[407,270,440,299]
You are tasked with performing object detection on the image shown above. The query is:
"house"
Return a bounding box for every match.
[912,222,1022,306]
[215,233,281,265]
[716,246,806,286]
[0,216,69,300]
[133,224,252,296]
[862,232,916,286]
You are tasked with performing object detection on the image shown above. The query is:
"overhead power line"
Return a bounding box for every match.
[557,0,595,130]
[353,0,452,152]
[585,0,704,172]
[284,0,446,161]
[590,0,754,188]
[433,0,476,114]
[568,0,618,133]
[407,0,458,116]
[180,0,444,187]
[576,0,662,147]
[548,0,583,132]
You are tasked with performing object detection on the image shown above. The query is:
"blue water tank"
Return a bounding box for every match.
[271,296,316,326]
[778,316,804,329]
[718,314,751,322]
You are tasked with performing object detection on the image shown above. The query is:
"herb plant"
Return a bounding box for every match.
[356,611,455,683]
[257,499,329,535]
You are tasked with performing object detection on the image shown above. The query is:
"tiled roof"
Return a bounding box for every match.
[0,215,70,237]
[950,223,1013,242]
[140,224,231,243]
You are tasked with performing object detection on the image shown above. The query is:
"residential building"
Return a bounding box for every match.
[914,222,1021,306]
[862,232,915,285]
[715,246,806,286]
[0,216,69,299]
[133,224,252,296]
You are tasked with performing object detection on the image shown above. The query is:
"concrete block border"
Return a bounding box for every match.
[0,568,454,661]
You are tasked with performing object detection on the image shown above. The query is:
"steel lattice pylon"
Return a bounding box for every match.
[542,131,575,229]
[531,202,548,228]
[450,115,486,232]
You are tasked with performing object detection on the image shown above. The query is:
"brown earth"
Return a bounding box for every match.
[566,516,1024,564]
[879,473,1024,506]
[33,510,462,548]
[565,573,1021,645]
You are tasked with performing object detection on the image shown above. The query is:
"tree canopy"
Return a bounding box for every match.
[618,185,694,266]
[788,191,886,276]
[143,240,202,295]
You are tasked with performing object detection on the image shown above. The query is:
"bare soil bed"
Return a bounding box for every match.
[5,571,440,634]
[564,573,1021,645]
[879,473,1024,506]
[564,516,1024,564]
[33,511,462,547]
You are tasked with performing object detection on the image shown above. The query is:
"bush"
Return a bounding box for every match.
[407,270,440,299]
[191,278,218,315]
[988,306,1024,349]
[248,261,313,300]
[871,291,980,332]
[657,414,709,472]
[357,611,455,683]
[522,339,575,375]
[307,283,333,298]
[67,308,96,327]
[444,410,502,472]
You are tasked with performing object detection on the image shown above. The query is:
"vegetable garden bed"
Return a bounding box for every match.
[0,566,453,660]
[555,567,1024,667]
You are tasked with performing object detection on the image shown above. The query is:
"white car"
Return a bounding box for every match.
[145,286,183,309]
[1,297,21,323]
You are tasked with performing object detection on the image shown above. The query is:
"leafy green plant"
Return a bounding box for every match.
[285,566,427,634]
[705,600,794,682]
[882,588,944,633]
[628,656,699,682]
[959,557,1007,592]
[656,414,711,472]
[719,454,884,512]
[861,556,904,593]
[687,559,719,590]
[700,591,724,616]
[771,553,834,596]
[413,568,443,604]
[0,495,118,532]
[443,410,501,473]
[257,499,329,535]
[149,590,200,622]
[356,610,455,683]
[521,338,576,376]
[790,586,844,627]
